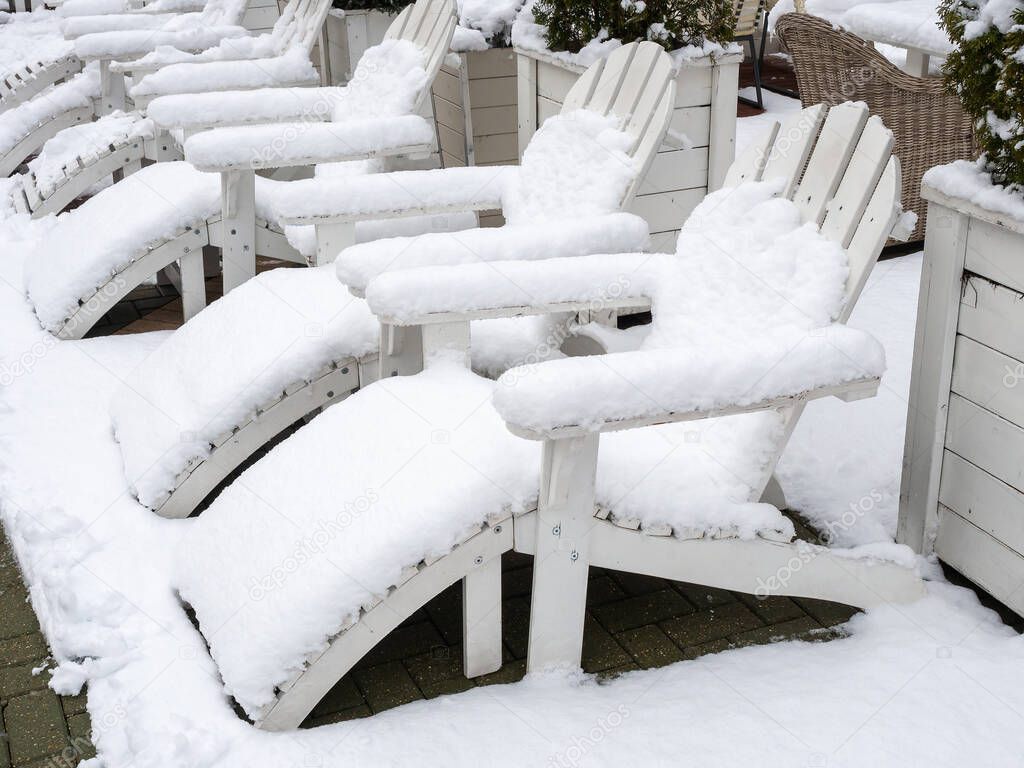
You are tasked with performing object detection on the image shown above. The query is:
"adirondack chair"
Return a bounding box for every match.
[107,41,672,522]
[148,42,685,731]
[0,0,211,117]
[0,0,253,177]
[9,0,332,217]
[363,101,927,673]
[22,0,458,341]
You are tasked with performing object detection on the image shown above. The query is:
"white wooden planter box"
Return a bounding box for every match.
[515,47,740,252]
[431,48,519,227]
[899,181,1024,616]
[323,7,400,85]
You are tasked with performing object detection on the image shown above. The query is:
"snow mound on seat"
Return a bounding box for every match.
[0,65,98,156]
[110,265,379,510]
[24,161,219,333]
[26,111,153,197]
[176,363,539,718]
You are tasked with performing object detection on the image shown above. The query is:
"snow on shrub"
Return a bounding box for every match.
[940,0,1024,189]
[332,0,408,11]
[528,0,735,54]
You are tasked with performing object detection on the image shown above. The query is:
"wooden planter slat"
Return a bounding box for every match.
[899,180,1024,617]
[515,47,739,249]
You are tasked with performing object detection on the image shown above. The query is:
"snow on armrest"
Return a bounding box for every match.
[493,326,886,440]
[111,32,274,73]
[365,252,664,324]
[63,12,177,37]
[274,166,516,225]
[148,86,341,131]
[74,26,249,60]
[184,115,435,172]
[338,213,652,295]
[130,49,318,99]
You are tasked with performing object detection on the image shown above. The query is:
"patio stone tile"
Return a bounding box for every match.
[794,597,859,627]
[0,637,46,670]
[681,638,735,660]
[59,694,86,719]
[423,585,461,645]
[580,617,630,673]
[501,566,532,599]
[597,662,640,679]
[736,593,807,625]
[310,677,365,719]
[661,602,763,648]
[0,666,48,702]
[405,644,470,699]
[0,587,37,640]
[0,740,7,768]
[3,691,69,765]
[730,616,823,648]
[308,704,372,727]
[592,589,693,634]
[611,572,670,597]
[501,597,530,660]
[585,575,626,607]
[674,583,737,608]
[472,659,525,687]
[356,621,444,669]
[616,625,685,668]
[352,662,422,713]
[66,713,95,760]
[502,552,532,571]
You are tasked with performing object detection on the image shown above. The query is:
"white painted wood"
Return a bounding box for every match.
[939,450,1024,552]
[421,321,470,367]
[958,275,1024,364]
[156,361,363,518]
[935,507,1024,616]
[946,393,1024,494]
[904,48,929,77]
[760,103,825,199]
[527,434,599,672]
[98,58,127,115]
[378,323,424,380]
[964,217,1024,294]
[220,169,256,294]
[314,221,355,266]
[820,118,894,248]
[258,519,513,730]
[178,245,207,322]
[951,335,1024,427]
[722,119,778,187]
[707,60,738,191]
[792,102,869,225]
[897,200,969,553]
[0,55,82,116]
[462,554,502,678]
[0,105,92,176]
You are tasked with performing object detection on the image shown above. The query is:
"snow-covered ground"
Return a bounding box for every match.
[1,100,1023,767]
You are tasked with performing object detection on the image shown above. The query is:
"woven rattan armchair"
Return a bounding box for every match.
[776,12,974,241]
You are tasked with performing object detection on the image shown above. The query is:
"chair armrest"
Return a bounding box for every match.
[274,166,517,225]
[338,213,652,295]
[492,326,886,440]
[183,115,436,171]
[74,25,249,61]
[148,86,340,131]
[365,252,663,324]
[130,50,318,99]
[62,11,177,36]
[110,32,271,73]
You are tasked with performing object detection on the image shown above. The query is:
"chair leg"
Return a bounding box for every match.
[527,435,599,673]
[220,169,256,294]
[463,554,503,678]
[737,36,764,110]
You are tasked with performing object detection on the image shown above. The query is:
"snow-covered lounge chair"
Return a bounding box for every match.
[10,0,331,217]
[22,0,457,340]
[168,102,925,731]
[0,0,208,117]
[0,0,251,177]
[107,41,674,520]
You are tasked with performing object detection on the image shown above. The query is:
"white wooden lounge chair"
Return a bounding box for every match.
[170,102,924,733]
[107,40,673,521]
[23,0,457,341]
[0,0,252,177]
[8,0,331,216]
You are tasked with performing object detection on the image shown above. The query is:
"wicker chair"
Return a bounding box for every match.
[775,12,974,241]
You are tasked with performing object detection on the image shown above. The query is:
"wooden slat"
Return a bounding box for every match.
[538,59,583,102]
[760,103,825,199]
[939,450,1024,553]
[965,217,1024,294]
[958,275,1024,364]
[951,334,1024,428]
[636,147,708,196]
[946,393,1024,494]
[669,106,711,147]
[819,116,893,247]
[471,106,517,137]
[722,120,778,187]
[466,49,517,80]
[468,76,517,109]
[674,67,713,107]
[793,102,869,225]
[628,186,705,232]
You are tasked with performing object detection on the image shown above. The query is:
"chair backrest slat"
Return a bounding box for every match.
[608,42,668,127]
[840,156,902,320]
[575,44,638,118]
[722,119,779,187]
[760,103,824,199]
[384,4,414,39]
[820,116,894,248]
[792,102,869,224]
